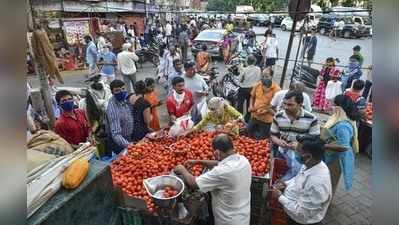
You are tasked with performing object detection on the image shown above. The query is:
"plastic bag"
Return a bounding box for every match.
[168,115,194,137]
[197,98,209,119]
[325,80,343,100]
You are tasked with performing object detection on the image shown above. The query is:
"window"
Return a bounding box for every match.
[354,18,362,24]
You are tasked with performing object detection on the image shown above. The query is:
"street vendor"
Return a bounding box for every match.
[188,97,244,135]
[174,134,252,225]
[271,135,332,225]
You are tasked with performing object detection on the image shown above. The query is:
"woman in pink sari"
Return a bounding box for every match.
[312,57,341,113]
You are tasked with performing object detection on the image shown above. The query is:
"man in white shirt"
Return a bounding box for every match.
[174,134,252,225]
[183,61,209,105]
[272,135,332,225]
[127,24,135,37]
[96,32,108,54]
[271,82,312,112]
[237,54,262,114]
[165,21,173,44]
[262,30,279,69]
[117,43,139,93]
[183,61,209,122]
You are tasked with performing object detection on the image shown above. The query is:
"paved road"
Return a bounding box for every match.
[253,26,372,69]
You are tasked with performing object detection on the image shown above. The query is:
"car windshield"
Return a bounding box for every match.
[196,31,223,40]
[342,17,354,24]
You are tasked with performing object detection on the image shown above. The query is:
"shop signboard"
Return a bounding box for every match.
[63,20,90,45]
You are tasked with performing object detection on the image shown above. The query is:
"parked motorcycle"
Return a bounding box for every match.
[198,66,218,86]
[228,45,263,67]
[291,64,320,89]
[136,46,160,67]
[212,64,241,106]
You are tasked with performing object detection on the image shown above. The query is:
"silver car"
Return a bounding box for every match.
[191,29,239,59]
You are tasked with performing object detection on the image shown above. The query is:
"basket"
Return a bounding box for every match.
[143,175,185,209]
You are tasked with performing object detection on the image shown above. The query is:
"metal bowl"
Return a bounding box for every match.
[143,175,185,208]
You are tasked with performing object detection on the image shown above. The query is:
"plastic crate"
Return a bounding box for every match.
[250,176,270,225]
[267,158,288,212]
[271,209,287,225]
[117,207,143,225]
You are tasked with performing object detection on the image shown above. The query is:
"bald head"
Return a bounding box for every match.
[212,134,234,153]
[290,82,306,93]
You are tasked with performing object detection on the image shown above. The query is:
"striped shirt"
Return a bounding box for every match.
[270,109,320,143]
[106,96,134,148]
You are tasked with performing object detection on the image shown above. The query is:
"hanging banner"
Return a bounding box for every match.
[63,20,90,45]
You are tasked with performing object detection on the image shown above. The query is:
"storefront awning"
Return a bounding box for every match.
[32,0,159,13]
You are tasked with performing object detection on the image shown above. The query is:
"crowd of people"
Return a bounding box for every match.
[27,15,372,225]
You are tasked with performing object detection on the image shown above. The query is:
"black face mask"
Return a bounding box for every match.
[91,83,104,91]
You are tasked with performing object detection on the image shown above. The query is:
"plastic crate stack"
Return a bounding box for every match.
[268,158,289,225]
[250,176,270,225]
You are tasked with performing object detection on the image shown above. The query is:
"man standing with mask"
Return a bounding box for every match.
[272,135,332,225]
[270,91,320,181]
[54,90,91,147]
[106,79,134,155]
[247,68,280,139]
[166,77,194,124]
[174,134,252,225]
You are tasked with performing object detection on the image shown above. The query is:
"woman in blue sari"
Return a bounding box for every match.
[322,94,361,195]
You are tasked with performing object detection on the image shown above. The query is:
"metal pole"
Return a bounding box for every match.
[145,0,149,19]
[27,0,56,129]
[291,26,305,85]
[279,0,302,88]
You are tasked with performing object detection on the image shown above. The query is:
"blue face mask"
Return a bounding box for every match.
[114,91,128,101]
[60,100,75,112]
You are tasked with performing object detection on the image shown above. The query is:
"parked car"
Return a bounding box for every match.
[247,14,270,26]
[270,15,285,27]
[317,15,372,38]
[191,29,239,59]
[280,17,304,31]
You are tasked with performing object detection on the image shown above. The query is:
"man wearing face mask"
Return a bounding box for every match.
[174,134,252,225]
[54,90,91,146]
[270,91,320,181]
[98,46,117,84]
[247,68,281,139]
[272,135,332,225]
[106,79,134,155]
[166,77,194,124]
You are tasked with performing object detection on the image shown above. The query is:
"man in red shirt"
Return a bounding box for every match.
[54,90,91,146]
[166,77,194,124]
[344,79,366,111]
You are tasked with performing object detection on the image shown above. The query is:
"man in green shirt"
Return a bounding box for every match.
[353,45,364,66]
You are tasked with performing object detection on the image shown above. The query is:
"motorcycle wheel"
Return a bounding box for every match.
[152,55,160,66]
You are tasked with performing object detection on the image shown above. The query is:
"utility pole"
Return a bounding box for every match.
[27,0,56,129]
[279,0,302,88]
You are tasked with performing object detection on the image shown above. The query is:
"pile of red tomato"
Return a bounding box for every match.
[110,131,270,213]
[163,186,178,198]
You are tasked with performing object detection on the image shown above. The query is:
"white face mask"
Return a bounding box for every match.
[103,48,110,54]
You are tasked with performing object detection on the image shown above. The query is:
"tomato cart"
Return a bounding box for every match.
[110,131,273,225]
